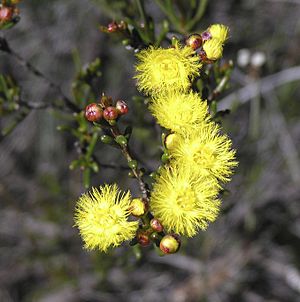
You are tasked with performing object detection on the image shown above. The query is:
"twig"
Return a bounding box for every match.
[0,36,80,113]
[110,125,150,202]
[218,66,300,110]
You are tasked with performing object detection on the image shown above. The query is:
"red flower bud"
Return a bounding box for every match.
[116,100,129,115]
[150,218,163,232]
[85,103,103,122]
[0,6,13,23]
[186,34,202,50]
[137,231,150,247]
[103,106,118,121]
[159,234,181,254]
[107,21,118,33]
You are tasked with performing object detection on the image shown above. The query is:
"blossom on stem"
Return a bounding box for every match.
[150,165,220,237]
[149,91,209,134]
[171,122,237,183]
[74,184,138,252]
[135,44,201,95]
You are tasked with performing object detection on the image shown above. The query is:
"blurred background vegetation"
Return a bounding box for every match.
[0,0,300,301]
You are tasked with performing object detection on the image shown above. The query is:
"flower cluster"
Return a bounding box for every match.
[135,24,237,237]
[74,24,236,254]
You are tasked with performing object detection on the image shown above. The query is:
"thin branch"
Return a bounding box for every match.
[110,125,150,202]
[0,36,80,113]
[218,66,300,110]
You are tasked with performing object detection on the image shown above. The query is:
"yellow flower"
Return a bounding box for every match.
[208,24,229,43]
[135,44,201,95]
[203,38,223,60]
[150,165,220,237]
[74,184,138,252]
[171,122,237,183]
[149,91,209,133]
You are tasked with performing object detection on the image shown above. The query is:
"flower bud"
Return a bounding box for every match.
[161,151,170,163]
[116,100,129,115]
[115,135,127,147]
[165,133,179,150]
[130,198,146,217]
[100,135,113,144]
[0,7,13,23]
[128,160,137,169]
[186,34,202,50]
[149,232,160,241]
[85,103,103,122]
[137,231,150,247]
[128,171,135,178]
[202,38,223,61]
[159,234,180,254]
[150,218,163,232]
[103,106,118,121]
[149,171,158,179]
[107,21,118,33]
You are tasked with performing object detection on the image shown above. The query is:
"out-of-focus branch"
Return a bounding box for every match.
[218,66,300,110]
[0,36,80,113]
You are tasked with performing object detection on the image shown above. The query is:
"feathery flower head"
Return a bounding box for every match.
[74,184,138,252]
[150,165,220,237]
[171,122,237,183]
[203,38,224,60]
[208,24,229,43]
[149,91,209,133]
[135,43,202,95]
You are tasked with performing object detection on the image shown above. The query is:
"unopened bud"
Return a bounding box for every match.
[128,160,137,169]
[202,38,223,61]
[165,133,179,150]
[149,171,158,179]
[85,103,103,122]
[103,106,118,121]
[137,231,150,247]
[100,135,113,144]
[107,21,118,33]
[161,151,170,163]
[186,34,202,50]
[115,135,127,147]
[159,234,180,254]
[116,100,129,115]
[130,198,146,217]
[0,7,13,23]
[150,218,163,232]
